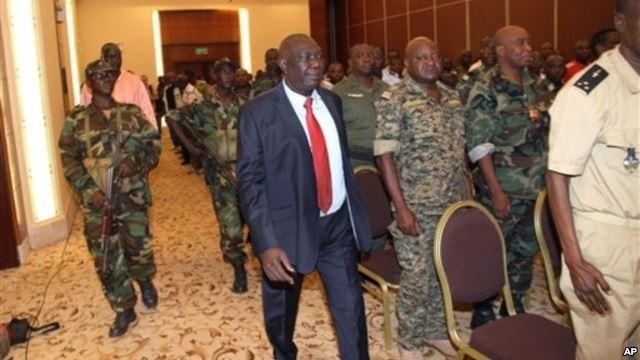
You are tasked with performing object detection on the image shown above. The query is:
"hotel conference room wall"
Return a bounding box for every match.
[334,0,614,64]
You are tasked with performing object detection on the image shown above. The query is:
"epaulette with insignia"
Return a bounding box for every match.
[380,91,392,100]
[574,64,609,94]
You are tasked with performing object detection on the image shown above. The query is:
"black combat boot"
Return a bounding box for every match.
[108,308,137,338]
[231,262,248,294]
[499,293,526,317]
[470,300,496,329]
[137,279,158,309]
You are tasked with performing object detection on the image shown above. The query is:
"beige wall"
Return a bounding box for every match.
[75,0,310,83]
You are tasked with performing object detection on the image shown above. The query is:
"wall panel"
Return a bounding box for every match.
[436,2,467,59]
[386,0,407,17]
[510,0,554,49]
[409,9,435,43]
[386,16,409,53]
[335,0,614,68]
[366,0,385,21]
[557,0,613,58]
[367,20,385,48]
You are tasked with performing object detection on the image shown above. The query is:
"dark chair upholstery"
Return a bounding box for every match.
[434,200,576,360]
[353,165,400,350]
[534,189,569,312]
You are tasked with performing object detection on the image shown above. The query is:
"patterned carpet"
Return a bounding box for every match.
[0,131,565,359]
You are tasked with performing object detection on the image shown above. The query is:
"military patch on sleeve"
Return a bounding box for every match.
[573,64,608,94]
[380,91,392,100]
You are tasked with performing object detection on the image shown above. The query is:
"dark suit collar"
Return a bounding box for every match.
[274,83,309,144]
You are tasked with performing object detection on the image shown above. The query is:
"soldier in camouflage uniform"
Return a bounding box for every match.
[375,37,469,359]
[457,35,497,105]
[168,58,248,294]
[535,53,566,108]
[252,48,282,96]
[466,26,549,328]
[59,60,161,338]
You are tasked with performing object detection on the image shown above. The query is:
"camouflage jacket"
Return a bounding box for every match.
[374,77,468,214]
[456,64,494,106]
[168,89,244,162]
[252,73,281,96]
[59,103,161,210]
[535,77,563,109]
[466,67,548,199]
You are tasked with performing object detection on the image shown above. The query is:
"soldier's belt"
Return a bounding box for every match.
[492,153,534,167]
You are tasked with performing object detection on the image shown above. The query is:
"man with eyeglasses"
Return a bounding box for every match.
[80,42,157,129]
[59,59,161,338]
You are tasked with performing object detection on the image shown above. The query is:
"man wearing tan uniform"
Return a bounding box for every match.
[546,1,640,359]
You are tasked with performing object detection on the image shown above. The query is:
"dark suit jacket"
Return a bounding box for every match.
[237,83,372,274]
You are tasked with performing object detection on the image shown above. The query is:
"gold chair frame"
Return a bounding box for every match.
[353,164,399,350]
[533,189,569,313]
[433,200,516,360]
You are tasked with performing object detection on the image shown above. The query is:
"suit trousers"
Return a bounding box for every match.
[261,204,370,360]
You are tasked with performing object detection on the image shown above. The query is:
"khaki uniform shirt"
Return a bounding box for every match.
[332,75,388,167]
[548,46,640,220]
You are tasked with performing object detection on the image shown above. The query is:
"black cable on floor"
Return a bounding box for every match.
[23,232,71,360]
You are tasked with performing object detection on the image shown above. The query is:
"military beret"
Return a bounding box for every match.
[85,59,116,78]
[212,58,238,73]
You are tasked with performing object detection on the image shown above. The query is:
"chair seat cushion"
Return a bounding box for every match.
[360,249,401,285]
[469,313,575,360]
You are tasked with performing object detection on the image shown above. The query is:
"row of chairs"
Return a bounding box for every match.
[353,166,574,359]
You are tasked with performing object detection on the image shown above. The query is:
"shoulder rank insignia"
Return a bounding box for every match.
[380,91,392,100]
[574,64,609,94]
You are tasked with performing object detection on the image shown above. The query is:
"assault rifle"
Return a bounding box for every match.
[100,133,123,274]
[180,121,237,189]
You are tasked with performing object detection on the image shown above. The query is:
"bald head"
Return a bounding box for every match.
[405,37,441,85]
[494,26,528,47]
[494,25,532,70]
[405,37,436,59]
[279,34,314,59]
[277,34,324,95]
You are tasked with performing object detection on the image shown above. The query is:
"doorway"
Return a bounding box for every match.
[159,10,240,78]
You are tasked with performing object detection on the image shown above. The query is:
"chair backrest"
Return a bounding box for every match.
[353,165,393,238]
[434,200,507,304]
[534,189,562,275]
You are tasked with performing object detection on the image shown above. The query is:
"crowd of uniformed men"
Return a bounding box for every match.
[58,0,638,358]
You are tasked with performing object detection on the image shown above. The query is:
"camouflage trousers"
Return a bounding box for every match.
[203,159,246,266]
[84,208,156,312]
[390,214,447,350]
[478,194,538,299]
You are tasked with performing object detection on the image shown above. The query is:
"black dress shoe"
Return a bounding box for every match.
[470,302,496,329]
[137,279,158,309]
[108,308,137,338]
[231,263,247,294]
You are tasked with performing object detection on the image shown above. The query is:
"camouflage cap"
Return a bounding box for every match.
[85,59,116,78]
[212,57,238,73]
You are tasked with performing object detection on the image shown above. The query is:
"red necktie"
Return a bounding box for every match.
[304,97,332,213]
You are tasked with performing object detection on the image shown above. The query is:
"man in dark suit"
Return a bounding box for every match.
[237,33,372,360]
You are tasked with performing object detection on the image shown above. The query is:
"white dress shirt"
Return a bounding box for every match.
[283,81,347,216]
